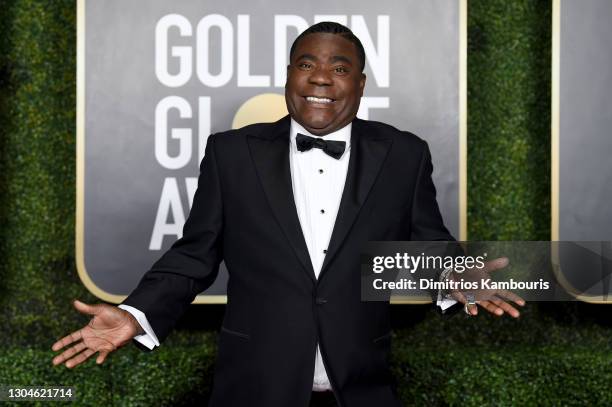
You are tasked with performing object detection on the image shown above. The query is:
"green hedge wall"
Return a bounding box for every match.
[0,0,610,405]
[468,0,551,240]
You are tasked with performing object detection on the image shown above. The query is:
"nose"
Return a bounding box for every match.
[308,67,332,86]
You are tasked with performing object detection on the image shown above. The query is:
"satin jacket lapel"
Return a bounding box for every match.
[247,116,316,283]
[319,119,392,280]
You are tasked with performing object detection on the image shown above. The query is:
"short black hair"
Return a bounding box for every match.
[289,22,366,73]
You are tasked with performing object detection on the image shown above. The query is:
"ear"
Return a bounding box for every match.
[359,73,366,96]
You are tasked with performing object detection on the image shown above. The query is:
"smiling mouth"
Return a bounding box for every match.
[304,96,335,104]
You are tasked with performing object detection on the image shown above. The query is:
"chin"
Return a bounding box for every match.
[302,116,335,130]
[303,122,333,133]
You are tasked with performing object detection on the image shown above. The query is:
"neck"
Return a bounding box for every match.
[291,118,353,137]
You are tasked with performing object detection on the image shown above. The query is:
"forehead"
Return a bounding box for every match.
[292,33,358,61]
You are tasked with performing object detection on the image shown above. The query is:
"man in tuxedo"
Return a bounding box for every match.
[52,22,523,407]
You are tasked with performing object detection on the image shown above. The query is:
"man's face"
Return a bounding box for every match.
[285,33,366,136]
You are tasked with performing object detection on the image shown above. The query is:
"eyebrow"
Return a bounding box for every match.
[330,55,353,65]
[294,53,353,65]
[295,53,317,62]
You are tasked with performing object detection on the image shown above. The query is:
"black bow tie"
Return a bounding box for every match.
[295,133,346,159]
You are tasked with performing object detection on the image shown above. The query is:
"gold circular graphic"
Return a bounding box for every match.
[232,93,288,129]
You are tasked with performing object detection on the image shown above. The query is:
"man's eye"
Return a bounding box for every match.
[334,66,348,73]
[298,63,312,69]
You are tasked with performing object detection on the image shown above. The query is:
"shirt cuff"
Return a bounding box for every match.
[436,267,458,311]
[118,304,161,350]
[436,297,458,311]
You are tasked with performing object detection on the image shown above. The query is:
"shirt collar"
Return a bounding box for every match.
[290,118,352,154]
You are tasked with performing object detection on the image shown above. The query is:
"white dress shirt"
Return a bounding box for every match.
[119,118,455,392]
[289,119,352,391]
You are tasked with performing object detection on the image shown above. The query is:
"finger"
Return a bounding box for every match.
[452,291,478,315]
[52,329,83,352]
[96,351,110,365]
[73,299,101,316]
[467,302,478,316]
[53,342,86,366]
[450,291,479,315]
[491,299,520,318]
[479,300,504,316]
[496,289,525,306]
[485,257,509,273]
[65,348,95,369]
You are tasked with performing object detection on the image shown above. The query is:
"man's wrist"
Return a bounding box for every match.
[439,267,455,300]
[122,308,145,336]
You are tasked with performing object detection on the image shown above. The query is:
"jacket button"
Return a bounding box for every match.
[315,297,327,305]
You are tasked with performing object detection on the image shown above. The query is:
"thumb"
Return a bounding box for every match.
[486,257,509,272]
[73,299,100,316]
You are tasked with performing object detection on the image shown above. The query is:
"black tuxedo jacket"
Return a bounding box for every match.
[122,115,454,407]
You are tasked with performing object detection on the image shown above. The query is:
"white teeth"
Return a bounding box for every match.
[306,96,333,104]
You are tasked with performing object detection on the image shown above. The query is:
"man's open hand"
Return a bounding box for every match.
[449,257,526,318]
[51,300,143,368]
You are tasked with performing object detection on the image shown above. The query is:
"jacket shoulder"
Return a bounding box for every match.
[210,121,277,141]
[355,118,428,151]
[206,120,285,157]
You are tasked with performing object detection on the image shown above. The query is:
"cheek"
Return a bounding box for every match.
[286,86,303,109]
[288,75,307,91]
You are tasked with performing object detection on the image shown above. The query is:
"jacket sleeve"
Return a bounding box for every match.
[409,140,462,314]
[120,133,224,344]
[409,140,454,242]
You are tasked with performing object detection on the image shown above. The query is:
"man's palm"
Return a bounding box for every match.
[52,300,140,368]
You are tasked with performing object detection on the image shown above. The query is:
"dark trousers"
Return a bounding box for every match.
[309,391,338,407]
